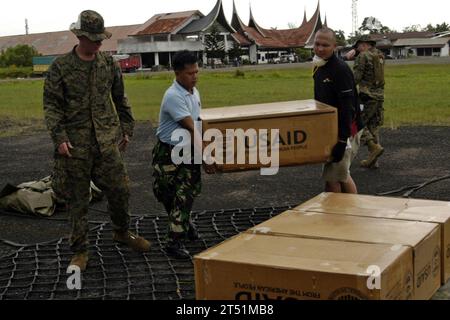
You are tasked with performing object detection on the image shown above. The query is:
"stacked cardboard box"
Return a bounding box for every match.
[294,193,450,284]
[247,210,440,300]
[195,233,413,300]
[195,194,450,300]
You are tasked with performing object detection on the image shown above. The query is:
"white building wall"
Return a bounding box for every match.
[441,43,450,57]
[249,45,258,64]
[118,38,204,54]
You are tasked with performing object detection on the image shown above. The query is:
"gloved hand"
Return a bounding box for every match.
[331,141,347,163]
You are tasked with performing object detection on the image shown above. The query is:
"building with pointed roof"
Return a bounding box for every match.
[0,0,329,68]
[229,0,324,63]
[118,0,245,67]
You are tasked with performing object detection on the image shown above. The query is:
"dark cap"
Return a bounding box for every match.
[70,10,112,42]
[353,35,376,48]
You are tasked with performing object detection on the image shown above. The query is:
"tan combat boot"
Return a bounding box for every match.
[69,251,89,272]
[113,230,151,252]
[361,141,384,168]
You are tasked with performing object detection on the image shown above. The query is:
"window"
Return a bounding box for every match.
[433,47,441,56]
[416,47,442,56]
[171,35,184,41]
[154,35,168,42]
[186,35,199,41]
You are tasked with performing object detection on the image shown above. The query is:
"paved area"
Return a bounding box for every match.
[0,123,449,299]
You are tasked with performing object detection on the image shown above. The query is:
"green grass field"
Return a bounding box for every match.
[1,63,449,136]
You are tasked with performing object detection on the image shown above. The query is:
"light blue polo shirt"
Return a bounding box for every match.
[156,80,202,146]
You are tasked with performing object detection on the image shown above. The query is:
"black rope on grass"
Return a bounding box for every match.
[377,174,450,198]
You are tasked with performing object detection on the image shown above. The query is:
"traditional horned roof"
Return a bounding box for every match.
[231,0,323,49]
[248,5,266,38]
[301,9,308,28]
[179,0,235,34]
[0,0,325,56]
[231,0,246,32]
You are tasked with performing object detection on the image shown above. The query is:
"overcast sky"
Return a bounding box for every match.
[1,0,449,37]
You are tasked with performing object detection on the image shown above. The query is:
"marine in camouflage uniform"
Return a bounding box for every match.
[353,38,386,168]
[44,10,150,271]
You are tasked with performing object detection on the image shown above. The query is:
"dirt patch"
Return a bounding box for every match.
[1,122,449,240]
[0,117,46,137]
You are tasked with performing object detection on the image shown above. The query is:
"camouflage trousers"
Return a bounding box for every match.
[151,140,201,242]
[360,93,384,145]
[53,144,130,253]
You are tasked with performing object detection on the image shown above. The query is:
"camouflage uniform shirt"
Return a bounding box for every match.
[43,47,134,154]
[353,48,385,101]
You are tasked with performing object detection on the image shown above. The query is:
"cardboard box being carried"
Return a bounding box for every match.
[200,100,337,172]
[248,211,441,300]
[294,193,450,285]
[195,233,414,300]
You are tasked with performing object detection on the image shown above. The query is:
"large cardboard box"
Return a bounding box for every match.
[294,193,450,284]
[248,211,441,300]
[200,100,337,172]
[195,233,414,300]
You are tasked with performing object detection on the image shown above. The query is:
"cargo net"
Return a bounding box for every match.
[0,206,292,300]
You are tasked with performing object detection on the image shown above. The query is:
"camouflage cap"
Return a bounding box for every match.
[70,10,112,42]
[353,35,376,48]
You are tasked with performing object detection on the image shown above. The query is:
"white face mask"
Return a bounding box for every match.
[312,55,328,68]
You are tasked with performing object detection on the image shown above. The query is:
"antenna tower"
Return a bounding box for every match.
[352,0,358,35]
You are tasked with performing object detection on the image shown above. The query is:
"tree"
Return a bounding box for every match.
[295,48,312,62]
[203,23,225,68]
[359,17,392,34]
[425,22,450,33]
[0,50,6,67]
[0,44,40,67]
[403,25,422,33]
[228,41,244,61]
[335,30,347,46]
[347,31,362,47]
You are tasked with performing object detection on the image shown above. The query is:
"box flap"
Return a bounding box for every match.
[249,210,438,248]
[200,100,336,122]
[195,233,410,276]
[296,193,450,224]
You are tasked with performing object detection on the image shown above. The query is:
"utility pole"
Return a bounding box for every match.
[25,19,29,35]
[352,0,358,36]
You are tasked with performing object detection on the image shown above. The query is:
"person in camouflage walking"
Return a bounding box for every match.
[347,36,385,169]
[43,10,151,272]
[152,50,215,259]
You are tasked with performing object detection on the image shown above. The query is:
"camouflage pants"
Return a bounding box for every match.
[151,140,201,242]
[360,94,384,145]
[53,144,130,253]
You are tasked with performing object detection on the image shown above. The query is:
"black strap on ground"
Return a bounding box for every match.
[377,174,450,198]
[0,205,292,300]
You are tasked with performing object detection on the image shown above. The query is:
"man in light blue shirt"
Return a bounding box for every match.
[152,50,215,259]
[156,78,202,147]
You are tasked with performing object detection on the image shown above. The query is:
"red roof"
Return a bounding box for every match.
[231,32,251,46]
[0,25,140,56]
[134,18,189,35]
[370,31,436,41]
[132,11,201,36]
